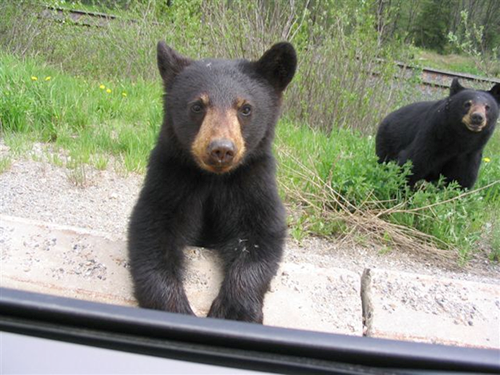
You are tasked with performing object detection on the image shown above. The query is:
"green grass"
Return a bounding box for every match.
[490,219,500,261]
[0,53,161,173]
[0,156,12,173]
[275,121,500,260]
[0,1,411,135]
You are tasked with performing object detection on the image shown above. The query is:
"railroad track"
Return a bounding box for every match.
[393,61,500,96]
[40,6,119,28]
[41,6,500,93]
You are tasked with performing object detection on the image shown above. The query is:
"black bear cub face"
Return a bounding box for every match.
[376,78,500,189]
[128,42,296,323]
[448,79,500,134]
[157,41,296,174]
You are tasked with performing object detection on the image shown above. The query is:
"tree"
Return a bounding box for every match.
[412,0,454,53]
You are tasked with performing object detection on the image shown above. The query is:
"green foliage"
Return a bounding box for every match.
[372,0,499,74]
[0,156,12,173]
[0,53,161,172]
[489,219,500,262]
[0,0,412,134]
[276,122,500,257]
[447,10,500,77]
[412,0,452,53]
[448,10,484,58]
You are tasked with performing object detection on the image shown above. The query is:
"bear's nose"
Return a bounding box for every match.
[471,113,484,124]
[208,139,235,165]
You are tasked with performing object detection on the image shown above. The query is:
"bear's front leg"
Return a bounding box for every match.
[398,144,439,187]
[207,234,284,323]
[128,201,195,316]
[441,152,482,189]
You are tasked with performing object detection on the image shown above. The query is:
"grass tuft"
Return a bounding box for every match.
[0,156,12,173]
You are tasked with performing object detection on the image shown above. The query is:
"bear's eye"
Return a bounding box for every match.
[190,103,204,114]
[464,101,472,109]
[240,104,252,117]
[485,105,490,111]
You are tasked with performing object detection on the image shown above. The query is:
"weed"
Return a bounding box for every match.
[65,159,88,187]
[0,156,11,173]
[46,152,64,168]
[489,219,500,262]
[92,154,109,171]
[3,132,33,157]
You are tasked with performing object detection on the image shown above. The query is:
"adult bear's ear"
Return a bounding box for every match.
[450,78,465,96]
[255,42,297,92]
[489,83,500,104]
[157,41,192,84]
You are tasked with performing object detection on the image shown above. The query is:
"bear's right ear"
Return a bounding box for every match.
[489,83,500,104]
[450,78,465,96]
[255,42,297,92]
[157,41,192,84]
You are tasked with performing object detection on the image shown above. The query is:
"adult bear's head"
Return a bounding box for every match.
[157,42,297,174]
[448,78,500,133]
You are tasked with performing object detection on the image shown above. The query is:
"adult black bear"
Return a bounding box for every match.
[128,41,296,323]
[376,78,500,189]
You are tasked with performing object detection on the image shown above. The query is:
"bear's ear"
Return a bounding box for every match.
[489,83,500,104]
[157,41,193,84]
[255,42,297,92]
[449,78,465,96]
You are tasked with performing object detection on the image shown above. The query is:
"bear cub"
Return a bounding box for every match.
[376,78,500,189]
[128,41,297,323]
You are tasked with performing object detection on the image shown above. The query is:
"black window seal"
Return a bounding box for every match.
[0,287,498,374]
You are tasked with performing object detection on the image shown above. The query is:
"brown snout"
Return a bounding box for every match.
[191,103,246,174]
[462,104,487,132]
[470,112,484,125]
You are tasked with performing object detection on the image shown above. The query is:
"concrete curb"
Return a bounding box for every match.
[0,215,363,335]
[362,268,500,349]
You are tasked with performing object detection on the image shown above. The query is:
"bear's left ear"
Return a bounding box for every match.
[489,83,500,104]
[255,42,297,92]
[157,41,193,85]
[450,78,465,96]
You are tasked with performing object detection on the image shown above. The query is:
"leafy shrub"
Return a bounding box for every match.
[276,122,500,258]
[0,0,418,134]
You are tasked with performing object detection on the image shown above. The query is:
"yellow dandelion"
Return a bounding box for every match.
[31,76,38,81]
[45,76,51,81]
[122,92,127,97]
[99,84,105,89]
[483,157,491,163]
[106,88,112,93]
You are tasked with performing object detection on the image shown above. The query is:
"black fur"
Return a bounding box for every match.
[128,42,296,323]
[376,78,500,189]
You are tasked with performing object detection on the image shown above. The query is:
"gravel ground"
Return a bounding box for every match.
[1,141,499,285]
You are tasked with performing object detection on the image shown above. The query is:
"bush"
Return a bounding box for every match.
[0,0,418,134]
[276,122,500,260]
